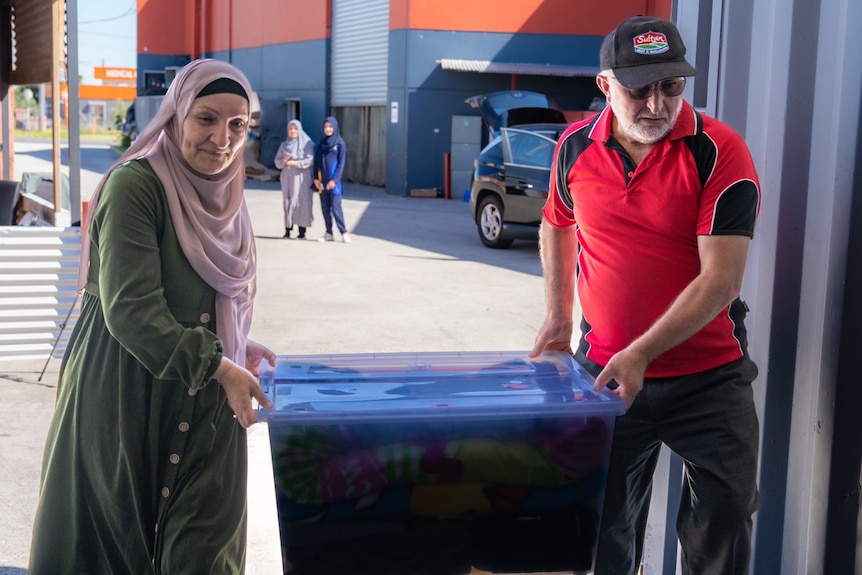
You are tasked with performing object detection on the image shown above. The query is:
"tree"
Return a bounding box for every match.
[14,85,39,113]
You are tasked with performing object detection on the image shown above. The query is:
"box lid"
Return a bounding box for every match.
[257,351,625,424]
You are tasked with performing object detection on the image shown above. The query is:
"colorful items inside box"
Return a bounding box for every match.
[260,352,624,575]
[269,416,610,574]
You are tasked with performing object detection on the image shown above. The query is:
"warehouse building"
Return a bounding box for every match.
[135,0,655,196]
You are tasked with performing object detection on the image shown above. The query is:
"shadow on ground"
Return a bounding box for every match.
[245,179,543,277]
[17,141,543,278]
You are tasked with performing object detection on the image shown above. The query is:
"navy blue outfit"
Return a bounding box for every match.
[312,116,348,235]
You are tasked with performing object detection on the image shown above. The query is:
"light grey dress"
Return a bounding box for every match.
[275,120,315,230]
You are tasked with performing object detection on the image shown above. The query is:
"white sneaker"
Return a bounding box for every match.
[318,233,334,242]
[341,232,352,243]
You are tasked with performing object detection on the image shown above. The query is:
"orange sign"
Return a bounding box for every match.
[79,85,137,101]
[94,67,137,81]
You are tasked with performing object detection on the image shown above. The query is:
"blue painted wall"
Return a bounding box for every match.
[387,29,603,195]
[137,54,191,94]
[209,40,330,170]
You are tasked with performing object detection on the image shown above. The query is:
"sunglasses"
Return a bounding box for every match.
[605,76,687,100]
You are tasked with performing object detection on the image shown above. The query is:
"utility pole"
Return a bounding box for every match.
[51,0,63,221]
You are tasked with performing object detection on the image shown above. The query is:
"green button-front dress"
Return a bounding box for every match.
[29,159,249,575]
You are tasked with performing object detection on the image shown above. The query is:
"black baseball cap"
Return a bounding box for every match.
[600,16,696,89]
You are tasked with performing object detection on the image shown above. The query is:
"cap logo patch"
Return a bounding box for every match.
[633,31,669,55]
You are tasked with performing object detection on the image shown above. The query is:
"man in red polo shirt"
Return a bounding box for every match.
[531,15,761,575]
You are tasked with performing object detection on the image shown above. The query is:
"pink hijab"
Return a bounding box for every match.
[78,58,256,365]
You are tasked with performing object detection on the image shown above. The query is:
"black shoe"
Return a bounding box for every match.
[297,227,306,239]
[283,228,292,239]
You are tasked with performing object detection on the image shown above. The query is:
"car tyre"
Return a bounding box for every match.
[477,195,514,249]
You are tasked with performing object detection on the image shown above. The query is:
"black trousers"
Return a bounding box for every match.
[578,354,761,575]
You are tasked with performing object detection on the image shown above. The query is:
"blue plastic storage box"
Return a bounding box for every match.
[257,350,626,575]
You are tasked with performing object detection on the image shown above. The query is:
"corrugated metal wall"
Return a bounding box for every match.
[0,227,82,361]
[331,0,389,185]
[331,0,388,106]
[743,0,862,571]
[644,1,862,574]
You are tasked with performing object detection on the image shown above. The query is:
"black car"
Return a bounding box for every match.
[466,91,568,249]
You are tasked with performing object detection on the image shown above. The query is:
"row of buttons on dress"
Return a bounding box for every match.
[161,387,198,498]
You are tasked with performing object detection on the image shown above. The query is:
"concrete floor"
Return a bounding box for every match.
[2,140,588,574]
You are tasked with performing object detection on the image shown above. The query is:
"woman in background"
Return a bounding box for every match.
[312,116,350,243]
[275,119,315,239]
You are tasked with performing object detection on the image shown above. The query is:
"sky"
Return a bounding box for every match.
[76,0,138,84]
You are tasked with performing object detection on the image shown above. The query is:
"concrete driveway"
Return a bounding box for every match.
[1,141,569,574]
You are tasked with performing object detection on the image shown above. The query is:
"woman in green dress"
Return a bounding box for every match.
[28,59,275,574]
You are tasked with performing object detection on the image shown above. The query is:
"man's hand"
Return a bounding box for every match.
[593,347,649,410]
[530,315,574,358]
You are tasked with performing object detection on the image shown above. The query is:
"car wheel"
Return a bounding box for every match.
[477,195,514,249]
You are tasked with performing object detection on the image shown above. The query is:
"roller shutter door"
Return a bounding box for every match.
[331,0,388,106]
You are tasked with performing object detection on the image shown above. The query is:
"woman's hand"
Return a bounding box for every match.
[213,352,274,428]
[326,180,336,190]
[245,339,276,377]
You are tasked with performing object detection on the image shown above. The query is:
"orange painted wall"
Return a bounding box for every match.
[137,0,191,55]
[390,0,409,29]
[390,0,670,35]
[206,0,328,51]
[139,0,671,55]
[139,0,329,57]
